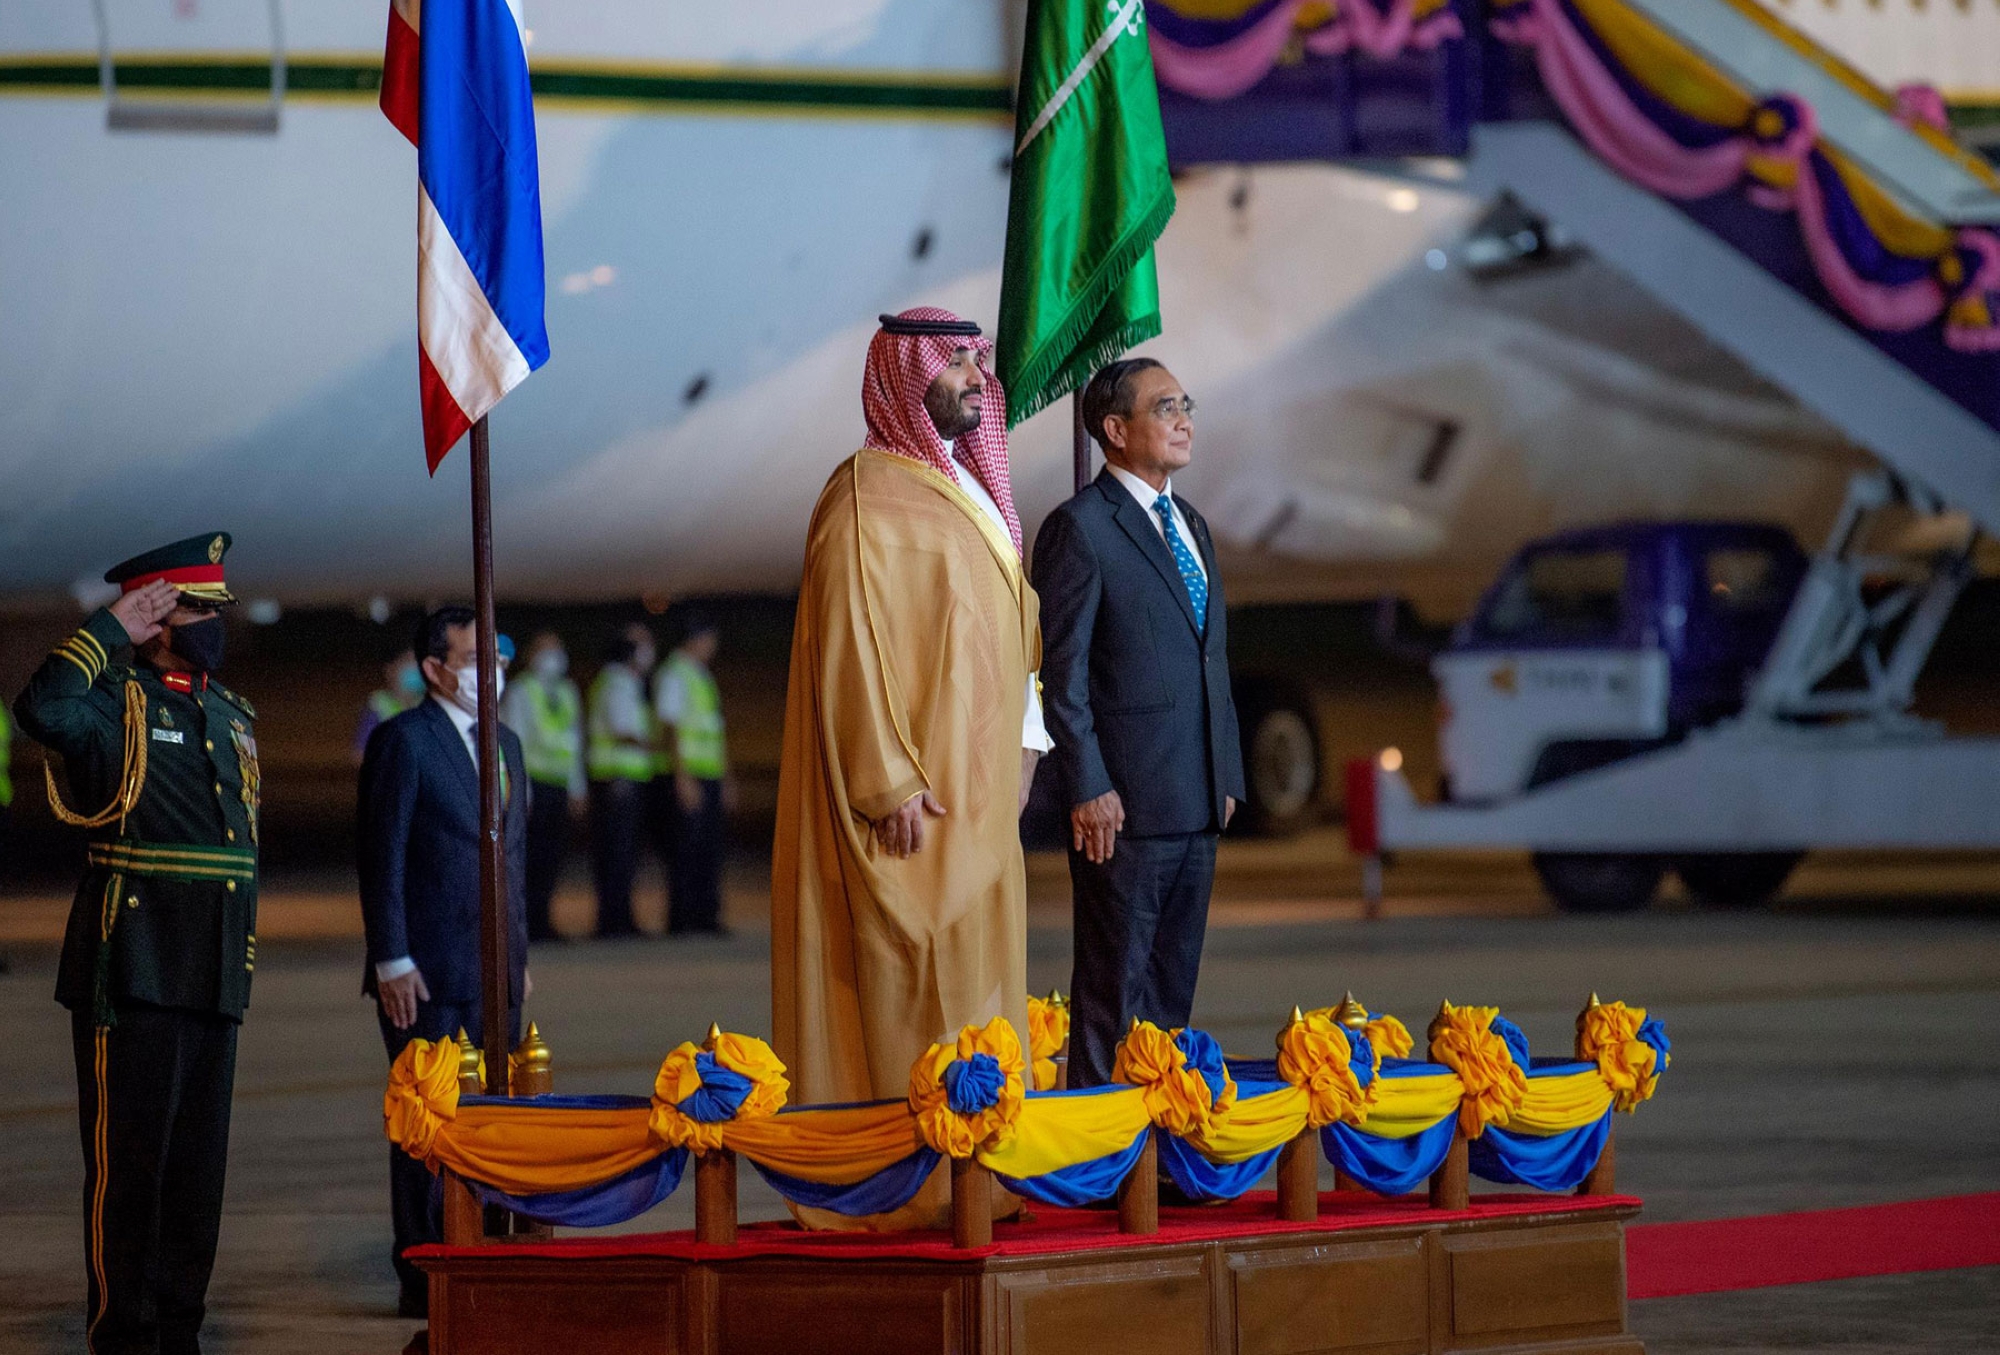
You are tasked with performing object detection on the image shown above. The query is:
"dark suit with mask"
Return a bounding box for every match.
[357,696,527,1300]
[1032,468,1245,1086]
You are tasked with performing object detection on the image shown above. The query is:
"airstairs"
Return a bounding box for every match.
[1150,0,2000,532]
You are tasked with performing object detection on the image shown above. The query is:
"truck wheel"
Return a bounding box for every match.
[1674,853,1801,908]
[1531,853,1665,913]
[1239,690,1320,838]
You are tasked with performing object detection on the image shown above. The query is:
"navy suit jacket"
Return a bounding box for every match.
[357,698,529,1004]
[1032,468,1246,838]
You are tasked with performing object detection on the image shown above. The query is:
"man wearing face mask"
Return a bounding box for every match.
[499,632,584,942]
[356,604,530,1316]
[353,646,426,767]
[13,532,258,1355]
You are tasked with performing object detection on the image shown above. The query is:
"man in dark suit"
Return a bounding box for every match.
[358,604,530,1316]
[1031,358,1246,1088]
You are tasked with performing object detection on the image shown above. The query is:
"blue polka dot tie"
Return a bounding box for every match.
[1153,492,1207,633]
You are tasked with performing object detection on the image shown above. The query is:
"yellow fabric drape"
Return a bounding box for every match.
[1571,0,1753,128]
[1359,1074,1464,1141]
[1510,1071,1616,1135]
[1180,1086,1313,1164]
[723,1103,922,1184]
[981,1090,1152,1179]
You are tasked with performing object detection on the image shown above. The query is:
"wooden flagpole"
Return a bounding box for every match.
[469,414,511,1096]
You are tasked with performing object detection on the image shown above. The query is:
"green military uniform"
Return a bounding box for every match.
[13,533,256,1355]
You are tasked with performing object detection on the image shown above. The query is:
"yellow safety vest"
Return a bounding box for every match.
[661,653,728,780]
[515,674,581,786]
[587,666,654,782]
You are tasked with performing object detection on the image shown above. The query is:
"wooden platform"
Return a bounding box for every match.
[411,1192,1643,1355]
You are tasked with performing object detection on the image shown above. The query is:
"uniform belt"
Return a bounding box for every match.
[86,839,256,883]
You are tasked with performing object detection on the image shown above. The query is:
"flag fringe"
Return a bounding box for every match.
[1003,181,1176,428]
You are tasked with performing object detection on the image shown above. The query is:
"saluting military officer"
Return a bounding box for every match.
[13,532,259,1355]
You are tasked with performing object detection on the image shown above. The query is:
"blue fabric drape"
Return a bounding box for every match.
[999,1129,1152,1207]
[1157,1130,1282,1201]
[1469,1111,1613,1191]
[750,1148,942,1216]
[1323,1113,1458,1196]
[472,1147,688,1226]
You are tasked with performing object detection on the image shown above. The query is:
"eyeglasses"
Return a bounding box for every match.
[1146,395,1197,421]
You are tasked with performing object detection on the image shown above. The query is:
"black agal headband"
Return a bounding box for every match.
[877,314,982,337]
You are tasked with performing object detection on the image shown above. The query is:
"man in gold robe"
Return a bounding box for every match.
[773,307,1050,1230]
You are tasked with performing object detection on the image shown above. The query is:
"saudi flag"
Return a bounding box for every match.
[999,0,1176,427]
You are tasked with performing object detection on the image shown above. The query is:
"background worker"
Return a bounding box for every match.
[353,646,424,766]
[655,611,733,935]
[500,632,584,943]
[585,623,657,937]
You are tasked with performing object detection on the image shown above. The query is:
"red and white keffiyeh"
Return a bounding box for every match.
[860,307,1022,554]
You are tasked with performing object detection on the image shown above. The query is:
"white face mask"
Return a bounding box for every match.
[532,650,568,682]
[448,663,504,717]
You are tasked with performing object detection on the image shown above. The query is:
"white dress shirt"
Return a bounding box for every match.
[945,444,1055,754]
[1106,463,1207,583]
[375,694,478,984]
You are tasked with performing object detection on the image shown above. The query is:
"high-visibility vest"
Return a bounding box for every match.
[513,673,581,786]
[660,652,728,780]
[367,689,407,723]
[0,700,12,809]
[586,665,655,782]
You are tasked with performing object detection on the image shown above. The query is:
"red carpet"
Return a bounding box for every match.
[1627,1192,2000,1299]
[412,1191,1634,1264]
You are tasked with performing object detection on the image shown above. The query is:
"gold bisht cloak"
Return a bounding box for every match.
[772,448,1039,1231]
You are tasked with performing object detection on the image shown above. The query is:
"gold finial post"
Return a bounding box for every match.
[704,1022,723,1051]
[1046,987,1067,1009]
[1427,1000,1454,1047]
[510,1022,553,1096]
[1289,1004,1305,1025]
[1575,993,1604,1056]
[455,1027,483,1095]
[1331,991,1370,1031]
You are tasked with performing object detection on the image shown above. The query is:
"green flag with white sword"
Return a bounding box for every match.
[999,0,1177,427]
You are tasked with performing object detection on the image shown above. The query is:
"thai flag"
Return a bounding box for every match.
[381,0,550,472]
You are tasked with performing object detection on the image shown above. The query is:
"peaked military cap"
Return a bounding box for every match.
[104,532,237,605]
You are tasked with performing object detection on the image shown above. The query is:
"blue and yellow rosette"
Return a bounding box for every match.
[383,1033,463,1165]
[1114,1020,1237,1135]
[649,1031,789,1152]
[1427,1002,1528,1138]
[1575,998,1671,1112]
[1276,1008,1372,1128]
[909,1017,1026,1158]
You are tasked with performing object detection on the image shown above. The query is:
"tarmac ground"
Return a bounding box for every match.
[1,834,1995,1353]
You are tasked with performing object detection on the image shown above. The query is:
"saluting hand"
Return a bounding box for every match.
[1072,790,1125,865]
[874,790,946,858]
[109,579,180,646]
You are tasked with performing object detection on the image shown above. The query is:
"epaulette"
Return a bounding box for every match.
[210,683,256,721]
